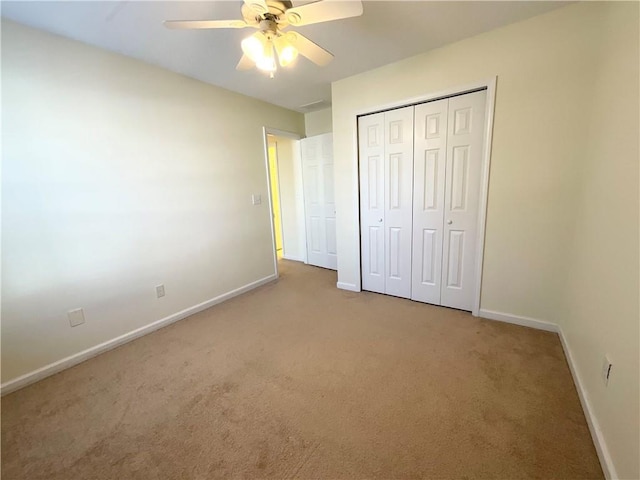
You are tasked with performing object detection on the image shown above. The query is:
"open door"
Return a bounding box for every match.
[301,133,337,270]
[267,141,284,256]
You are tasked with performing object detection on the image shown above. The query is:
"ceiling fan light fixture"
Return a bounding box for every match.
[166,0,363,74]
[279,46,298,66]
[241,33,266,62]
[256,39,277,73]
[274,35,298,67]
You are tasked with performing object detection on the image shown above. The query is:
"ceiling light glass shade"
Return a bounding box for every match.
[241,32,297,74]
[274,36,298,67]
[241,33,266,62]
[256,39,277,72]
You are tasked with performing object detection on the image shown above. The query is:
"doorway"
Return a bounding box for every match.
[263,128,306,278]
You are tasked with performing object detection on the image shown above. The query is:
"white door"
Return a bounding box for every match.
[383,106,414,298]
[301,133,337,270]
[359,107,414,298]
[441,90,486,310]
[358,113,385,293]
[358,90,486,311]
[411,98,448,304]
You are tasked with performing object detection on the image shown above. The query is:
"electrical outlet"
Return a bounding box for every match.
[602,355,613,386]
[156,284,165,298]
[68,308,85,327]
[252,194,262,205]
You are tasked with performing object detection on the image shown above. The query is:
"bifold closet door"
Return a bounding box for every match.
[359,113,385,293]
[383,106,414,298]
[440,90,486,310]
[360,90,486,310]
[359,106,414,298]
[411,98,449,304]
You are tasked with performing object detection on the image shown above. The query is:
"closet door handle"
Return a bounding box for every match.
[447,220,453,225]
[378,218,383,223]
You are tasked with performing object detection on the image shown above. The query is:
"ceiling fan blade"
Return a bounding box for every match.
[285,32,333,66]
[236,54,255,71]
[284,0,363,27]
[163,19,250,30]
[243,0,270,16]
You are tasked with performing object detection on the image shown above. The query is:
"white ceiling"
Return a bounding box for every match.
[1,1,567,112]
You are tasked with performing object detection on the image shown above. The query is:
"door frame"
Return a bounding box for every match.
[262,127,304,279]
[354,77,497,316]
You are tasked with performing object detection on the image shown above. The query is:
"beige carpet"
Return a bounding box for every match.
[1,260,602,479]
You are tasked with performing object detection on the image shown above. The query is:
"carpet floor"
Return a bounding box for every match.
[1,260,602,479]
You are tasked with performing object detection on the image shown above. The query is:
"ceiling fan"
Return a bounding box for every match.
[164,0,363,77]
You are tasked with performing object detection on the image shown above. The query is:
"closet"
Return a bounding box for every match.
[358,89,487,311]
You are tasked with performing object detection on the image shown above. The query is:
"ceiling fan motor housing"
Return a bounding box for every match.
[259,19,279,37]
[242,0,292,22]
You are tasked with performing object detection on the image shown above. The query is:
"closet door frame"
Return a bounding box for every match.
[355,77,497,316]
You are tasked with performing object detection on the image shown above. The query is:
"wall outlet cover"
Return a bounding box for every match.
[68,308,85,327]
[156,284,165,298]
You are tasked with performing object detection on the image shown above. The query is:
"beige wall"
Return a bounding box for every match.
[1,21,304,383]
[333,1,602,318]
[331,2,638,478]
[304,107,333,136]
[561,4,639,478]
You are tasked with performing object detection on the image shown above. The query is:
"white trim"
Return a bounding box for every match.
[477,309,614,478]
[478,309,559,332]
[337,281,360,292]
[297,139,309,265]
[471,77,497,317]
[353,79,497,117]
[265,127,305,140]
[353,77,498,315]
[282,254,304,262]
[352,110,366,292]
[0,274,277,396]
[558,326,617,480]
[263,127,279,279]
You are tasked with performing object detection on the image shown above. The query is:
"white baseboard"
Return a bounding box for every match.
[478,308,559,332]
[478,308,614,479]
[0,290,616,479]
[336,281,359,292]
[281,254,304,262]
[0,274,277,396]
[557,326,617,480]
